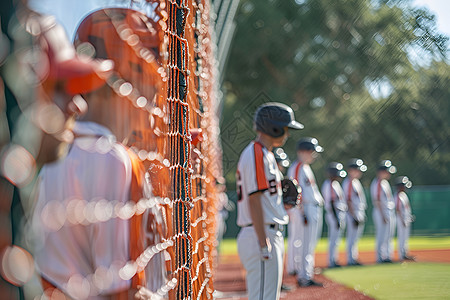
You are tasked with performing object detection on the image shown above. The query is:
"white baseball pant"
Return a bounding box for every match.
[397,218,410,260]
[325,211,345,266]
[286,207,302,275]
[373,208,395,262]
[346,213,364,264]
[297,203,322,283]
[237,225,284,300]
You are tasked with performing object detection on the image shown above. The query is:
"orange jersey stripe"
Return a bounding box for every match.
[377,179,381,202]
[127,149,147,288]
[254,142,269,190]
[347,179,353,203]
[294,161,302,182]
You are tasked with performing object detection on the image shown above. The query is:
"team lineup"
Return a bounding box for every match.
[235,102,415,299]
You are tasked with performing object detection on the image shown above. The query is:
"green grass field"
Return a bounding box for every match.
[324,263,450,299]
[218,236,450,299]
[218,236,450,255]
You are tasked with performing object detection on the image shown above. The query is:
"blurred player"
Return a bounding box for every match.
[342,158,367,266]
[321,162,347,268]
[273,148,294,292]
[33,8,165,298]
[0,5,111,297]
[370,160,396,263]
[394,176,415,261]
[287,137,324,287]
[236,102,303,300]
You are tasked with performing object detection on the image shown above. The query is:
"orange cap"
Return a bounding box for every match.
[38,17,113,95]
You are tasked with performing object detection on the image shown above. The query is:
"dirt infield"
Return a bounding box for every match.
[213,249,450,299]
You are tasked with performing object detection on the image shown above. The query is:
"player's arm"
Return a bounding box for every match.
[345,182,358,225]
[346,182,355,216]
[248,191,271,257]
[330,190,340,228]
[295,166,308,225]
[397,197,406,226]
[375,182,387,223]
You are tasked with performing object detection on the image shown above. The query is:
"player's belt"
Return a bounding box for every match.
[243,223,284,232]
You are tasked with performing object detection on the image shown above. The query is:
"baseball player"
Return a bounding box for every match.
[370,160,397,263]
[342,158,367,266]
[287,137,324,287]
[236,102,303,300]
[273,148,296,292]
[33,8,166,298]
[0,10,111,297]
[321,162,347,268]
[394,176,415,261]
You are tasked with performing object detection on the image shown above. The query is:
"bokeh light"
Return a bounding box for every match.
[0,246,35,286]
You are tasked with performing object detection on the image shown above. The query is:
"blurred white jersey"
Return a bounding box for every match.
[288,161,324,206]
[236,141,288,227]
[32,121,132,297]
[370,178,395,214]
[342,178,367,220]
[396,191,413,224]
[321,179,347,213]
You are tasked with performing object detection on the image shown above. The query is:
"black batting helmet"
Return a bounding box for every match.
[395,176,412,188]
[296,137,323,152]
[254,102,303,138]
[326,162,347,178]
[377,160,397,174]
[347,158,367,172]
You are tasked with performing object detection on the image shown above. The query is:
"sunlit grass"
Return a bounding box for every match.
[218,236,450,255]
[323,262,450,299]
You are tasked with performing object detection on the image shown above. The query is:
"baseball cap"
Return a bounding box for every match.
[347,158,367,172]
[327,162,347,178]
[395,176,412,188]
[36,16,113,95]
[377,160,397,174]
[296,137,323,152]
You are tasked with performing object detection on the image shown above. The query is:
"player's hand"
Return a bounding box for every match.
[260,240,272,260]
[303,215,308,225]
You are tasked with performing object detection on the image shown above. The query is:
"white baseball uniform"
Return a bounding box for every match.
[370,178,396,262]
[287,160,323,283]
[342,177,367,265]
[32,121,165,298]
[321,179,347,267]
[395,191,413,260]
[236,141,288,300]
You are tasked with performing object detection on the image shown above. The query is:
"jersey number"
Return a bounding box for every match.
[236,171,243,201]
[268,179,277,195]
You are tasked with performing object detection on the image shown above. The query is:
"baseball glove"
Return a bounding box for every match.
[281,178,301,207]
